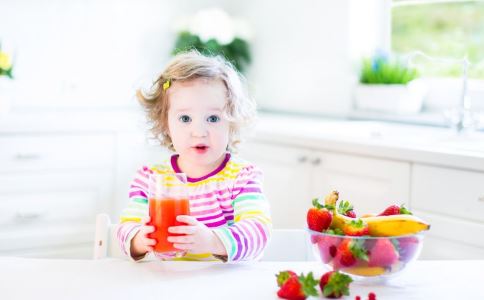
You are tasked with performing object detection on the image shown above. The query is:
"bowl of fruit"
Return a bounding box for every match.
[307,191,430,281]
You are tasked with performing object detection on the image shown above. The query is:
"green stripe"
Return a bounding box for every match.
[132,197,148,204]
[232,194,263,204]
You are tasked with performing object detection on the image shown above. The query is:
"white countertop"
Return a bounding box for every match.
[1,257,483,300]
[252,113,484,172]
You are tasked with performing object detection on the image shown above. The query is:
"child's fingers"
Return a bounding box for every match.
[167,235,194,244]
[141,216,151,224]
[168,225,196,234]
[141,225,155,233]
[144,238,156,246]
[176,215,198,225]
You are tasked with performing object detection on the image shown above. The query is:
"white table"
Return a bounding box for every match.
[1,257,483,300]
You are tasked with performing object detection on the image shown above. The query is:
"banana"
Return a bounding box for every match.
[322,190,430,237]
[363,214,430,237]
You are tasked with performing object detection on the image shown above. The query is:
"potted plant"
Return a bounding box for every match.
[172,8,251,73]
[354,52,427,114]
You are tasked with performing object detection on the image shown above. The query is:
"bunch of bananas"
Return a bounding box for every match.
[324,191,430,237]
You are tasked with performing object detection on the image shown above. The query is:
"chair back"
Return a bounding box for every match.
[93,213,124,259]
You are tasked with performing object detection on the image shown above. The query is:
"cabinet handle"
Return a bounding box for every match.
[15,212,45,221]
[311,158,321,166]
[298,156,308,163]
[14,153,41,161]
[478,196,484,202]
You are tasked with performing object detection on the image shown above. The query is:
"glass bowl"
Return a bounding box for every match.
[307,228,424,282]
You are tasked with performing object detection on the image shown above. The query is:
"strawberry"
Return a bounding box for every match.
[368,239,399,267]
[315,235,341,263]
[338,200,356,218]
[378,204,412,216]
[307,198,333,232]
[319,271,353,298]
[333,239,368,269]
[342,219,369,236]
[276,270,298,287]
[276,272,319,300]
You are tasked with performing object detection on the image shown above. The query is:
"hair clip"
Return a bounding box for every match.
[162,79,171,91]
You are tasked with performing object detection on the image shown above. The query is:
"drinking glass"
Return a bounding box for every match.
[148,173,190,258]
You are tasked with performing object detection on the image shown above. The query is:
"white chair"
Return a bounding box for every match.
[93,213,314,261]
[93,213,124,259]
[261,229,315,261]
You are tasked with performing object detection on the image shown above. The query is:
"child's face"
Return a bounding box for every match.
[167,78,230,172]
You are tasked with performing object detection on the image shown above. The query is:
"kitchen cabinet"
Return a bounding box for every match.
[0,133,115,258]
[239,139,484,259]
[238,141,411,228]
[412,164,484,259]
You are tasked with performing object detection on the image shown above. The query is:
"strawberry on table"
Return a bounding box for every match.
[368,238,399,267]
[378,204,412,216]
[276,271,319,300]
[319,271,353,299]
[307,198,333,232]
[276,270,298,287]
[342,219,369,236]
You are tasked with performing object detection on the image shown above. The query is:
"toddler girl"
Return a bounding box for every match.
[117,51,272,262]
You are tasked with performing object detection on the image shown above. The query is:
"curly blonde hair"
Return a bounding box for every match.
[137,50,256,152]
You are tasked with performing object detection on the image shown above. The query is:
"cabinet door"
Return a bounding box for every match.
[310,151,411,216]
[238,142,313,229]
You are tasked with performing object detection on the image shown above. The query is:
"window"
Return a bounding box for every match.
[392,0,484,79]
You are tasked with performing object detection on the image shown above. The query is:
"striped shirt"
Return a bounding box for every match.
[117,152,272,262]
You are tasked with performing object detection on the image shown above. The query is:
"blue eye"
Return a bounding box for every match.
[179,115,191,123]
[207,115,220,123]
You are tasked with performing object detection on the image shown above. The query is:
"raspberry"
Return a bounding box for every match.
[355,296,361,300]
[368,292,377,300]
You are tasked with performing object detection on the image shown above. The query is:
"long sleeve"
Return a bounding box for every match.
[212,165,272,262]
[116,166,151,258]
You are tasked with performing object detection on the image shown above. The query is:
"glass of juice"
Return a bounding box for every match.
[147,172,190,258]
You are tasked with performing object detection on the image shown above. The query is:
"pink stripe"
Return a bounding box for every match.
[196,212,224,222]
[190,189,231,200]
[133,178,148,189]
[255,221,268,245]
[190,200,218,208]
[129,190,147,198]
[190,207,221,216]
[137,169,150,178]
[204,218,227,228]
[247,220,262,258]
[237,222,255,259]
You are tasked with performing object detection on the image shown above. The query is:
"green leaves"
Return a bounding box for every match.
[322,272,353,298]
[172,31,251,73]
[359,54,419,84]
[299,272,319,297]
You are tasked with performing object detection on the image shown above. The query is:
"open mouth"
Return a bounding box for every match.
[193,144,209,153]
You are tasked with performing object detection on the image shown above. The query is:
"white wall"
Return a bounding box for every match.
[234,0,355,116]
[0,0,231,110]
[0,0,359,115]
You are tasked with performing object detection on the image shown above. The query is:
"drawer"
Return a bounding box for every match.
[0,170,112,228]
[411,164,484,223]
[414,210,484,260]
[0,134,114,172]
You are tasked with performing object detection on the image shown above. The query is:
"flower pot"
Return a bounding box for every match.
[354,80,427,114]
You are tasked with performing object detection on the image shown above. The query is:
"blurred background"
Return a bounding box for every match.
[0,0,483,260]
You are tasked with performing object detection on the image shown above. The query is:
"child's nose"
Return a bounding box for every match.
[190,121,208,137]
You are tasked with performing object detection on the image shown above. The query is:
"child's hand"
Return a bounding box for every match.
[168,215,227,255]
[130,217,156,259]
